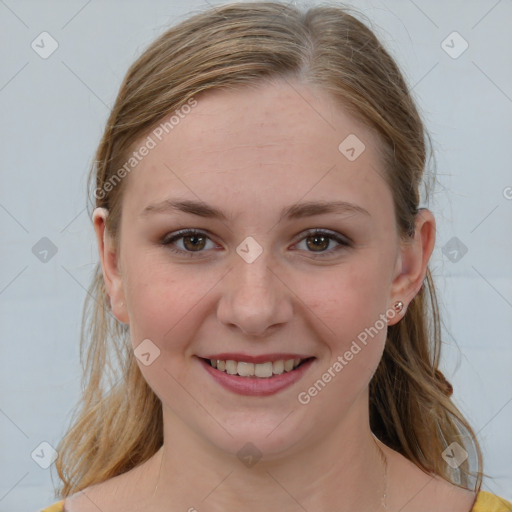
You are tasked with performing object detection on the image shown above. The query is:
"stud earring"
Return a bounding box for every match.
[393,300,404,314]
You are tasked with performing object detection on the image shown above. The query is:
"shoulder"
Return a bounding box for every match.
[378,440,475,511]
[40,501,65,512]
[472,491,512,512]
[55,457,159,512]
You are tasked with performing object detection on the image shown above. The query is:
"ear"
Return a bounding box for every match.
[92,207,129,324]
[388,208,436,326]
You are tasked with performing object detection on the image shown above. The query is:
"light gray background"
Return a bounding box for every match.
[0,0,511,510]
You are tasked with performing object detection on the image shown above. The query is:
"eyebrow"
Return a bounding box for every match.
[141,199,370,221]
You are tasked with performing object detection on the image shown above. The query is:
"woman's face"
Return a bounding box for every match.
[98,79,425,459]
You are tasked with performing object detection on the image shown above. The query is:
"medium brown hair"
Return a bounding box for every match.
[54,1,482,497]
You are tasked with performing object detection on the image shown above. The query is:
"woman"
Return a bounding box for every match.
[41,2,511,511]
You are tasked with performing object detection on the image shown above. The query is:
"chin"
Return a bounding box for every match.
[194,409,316,463]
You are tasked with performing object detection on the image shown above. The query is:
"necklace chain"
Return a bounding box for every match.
[373,433,389,511]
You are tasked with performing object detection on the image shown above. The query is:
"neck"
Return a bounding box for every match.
[141,397,388,511]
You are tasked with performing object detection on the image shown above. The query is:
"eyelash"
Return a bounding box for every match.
[160,228,351,258]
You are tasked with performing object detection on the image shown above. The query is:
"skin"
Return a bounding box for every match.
[66,79,476,511]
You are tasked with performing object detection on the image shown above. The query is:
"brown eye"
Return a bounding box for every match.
[295,229,351,257]
[182,234,207,251]
[161,229,216,256]
[305,234,330,252]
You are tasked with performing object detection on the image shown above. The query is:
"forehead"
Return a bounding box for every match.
[121,79,392,225]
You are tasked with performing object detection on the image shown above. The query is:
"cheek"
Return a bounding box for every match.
[301,254,392,341]
[298,282,387,416]
[292,253,391,406]
[123,263,202,402]
[121,251,184,344]
[122,254,219,350]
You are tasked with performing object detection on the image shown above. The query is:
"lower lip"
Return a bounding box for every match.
[198,357,315,396]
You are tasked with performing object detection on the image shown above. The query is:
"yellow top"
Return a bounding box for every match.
[40,503,65,512]
[40,491,512,511]
[472,492,512,512]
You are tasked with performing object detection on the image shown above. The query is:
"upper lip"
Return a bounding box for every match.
[200,353,314,364]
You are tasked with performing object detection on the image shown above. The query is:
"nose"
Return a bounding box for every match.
[216,250,293,337]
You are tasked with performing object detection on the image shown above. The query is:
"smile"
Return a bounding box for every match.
[198,356,316,396]
[208,358,305,377]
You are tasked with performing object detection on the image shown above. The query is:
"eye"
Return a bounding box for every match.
[293,229,351,257]
[160,228,351,258]
[161,229,217,256]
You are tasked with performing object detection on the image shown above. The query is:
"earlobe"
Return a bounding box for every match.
[92,207,129,324]
[388,209,436,325]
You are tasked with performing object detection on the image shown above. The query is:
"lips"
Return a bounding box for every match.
[197,354,316,396]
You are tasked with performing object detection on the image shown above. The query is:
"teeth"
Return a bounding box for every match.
[237,362,254,377]
[208,358,305,377]
[255,361,273,378]
[272,359,284,375]
[225,360,237,375]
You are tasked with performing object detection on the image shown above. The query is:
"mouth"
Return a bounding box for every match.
[202,357,314,378]
[197,355,316,396]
